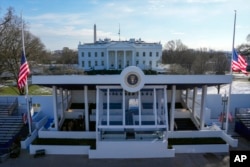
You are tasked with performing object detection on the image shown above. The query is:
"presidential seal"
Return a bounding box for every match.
[120,66,145,92]
[126,73,139,86]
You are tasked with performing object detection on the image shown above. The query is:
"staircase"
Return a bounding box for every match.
[174,118,198,130]
[125,110,135,139]
[0,100,25,159]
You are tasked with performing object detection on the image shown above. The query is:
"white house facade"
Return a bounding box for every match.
[78,38,162,71]
[78,25,162,71]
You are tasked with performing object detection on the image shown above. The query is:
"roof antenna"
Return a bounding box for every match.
[118,23,120,41]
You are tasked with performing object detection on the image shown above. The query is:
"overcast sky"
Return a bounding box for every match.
[1,0,249,51]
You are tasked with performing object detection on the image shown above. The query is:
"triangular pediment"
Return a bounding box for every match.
[107,42,135,49]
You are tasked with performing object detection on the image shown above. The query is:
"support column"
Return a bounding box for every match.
[138,90,142,126]
[122,89,125,126]
[192,87,197,118]
[170,85,176,131]
[153,88,157,125]
[200,85,207,130]
[96,86,99,141]
[84,85,89,131]
[52,86,58,130]
[225,83,232,133]
[60,88,64,118]
[123,51,126,68]
[164,86,168,130]
[132,51,135,66]
[115,51,118,69]
[186,88,190,109]
[107,88,110,125]
[106,51,109,69]
[65,89,68,110]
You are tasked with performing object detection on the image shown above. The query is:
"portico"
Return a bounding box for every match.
[106,48,135,69]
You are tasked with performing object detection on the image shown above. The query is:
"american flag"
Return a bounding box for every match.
[232,49,248,75]
[18,51,30,89]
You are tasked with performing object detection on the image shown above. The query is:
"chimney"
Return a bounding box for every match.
[94,24,96,43]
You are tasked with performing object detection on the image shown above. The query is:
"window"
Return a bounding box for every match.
[95,61,98,66]
[127,60,129,66]
[156,52,159,57]
[95,52,98,57]
[150,52,152,57]
[143,61,145,65]
[88,61,91,67]
[101,52,104,57]
[143,52,146,57]
[136,52,139,57]
[101,61,104,66]
[82,61,85,67]
[81,52,84,57]
[149,61,152,67]
[136,60,139,66]
[88,52,91,57]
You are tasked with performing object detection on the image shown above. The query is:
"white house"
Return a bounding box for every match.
[78,25,162,71]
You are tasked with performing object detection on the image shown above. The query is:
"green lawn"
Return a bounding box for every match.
[0,85,52,95]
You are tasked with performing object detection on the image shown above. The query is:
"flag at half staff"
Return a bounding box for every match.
[18,51,30,90]
[232,49,248,75]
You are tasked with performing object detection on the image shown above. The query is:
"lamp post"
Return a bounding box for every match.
[221,93,228,130]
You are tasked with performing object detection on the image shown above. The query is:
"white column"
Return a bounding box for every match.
[122,89,125,126]
[123,51,126,68]
[186,88,189,108]
[84,85,89,131]
[170,85,176,131]
[106,50,109,69]
[153,88,157,125]
[115,51,118,69]
[138,90,142,126]
[107,88,110,126]
[65,89,68,110]
[225,84,232,133]
[96,86,99,141]
[52,86,58,130]
[132,51,135,66]
[60,88,64,118]
[164,86,168,130]
[192,87,197,118]
[200,85,207,130]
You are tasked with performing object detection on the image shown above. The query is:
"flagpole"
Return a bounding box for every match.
[21,13,32,135]
[225,10,236,133]
[231,10,237,74]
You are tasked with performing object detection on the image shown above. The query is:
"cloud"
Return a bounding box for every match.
[27,13,89,26]
[186,0,228,3]
[171,31,185,35]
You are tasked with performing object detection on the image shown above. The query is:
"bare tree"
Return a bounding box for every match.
[164,39,188,51]
[57,47,78,64]
[0,7,47,94]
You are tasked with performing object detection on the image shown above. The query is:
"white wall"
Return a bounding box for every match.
[89,141,175,158]
[206,94,250,118]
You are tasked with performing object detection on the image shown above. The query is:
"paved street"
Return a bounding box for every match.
[1,151,229,167]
